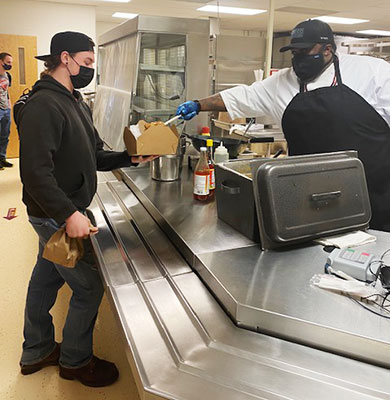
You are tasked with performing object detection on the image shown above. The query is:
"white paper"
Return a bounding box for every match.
[130,124,142,140]
[229,123,265,135]
[314,231,376,248]
[311,274,380,300]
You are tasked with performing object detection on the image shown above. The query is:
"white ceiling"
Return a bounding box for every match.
[27,0,390,33]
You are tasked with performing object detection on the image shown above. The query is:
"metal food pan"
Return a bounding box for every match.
[253,152,371,249]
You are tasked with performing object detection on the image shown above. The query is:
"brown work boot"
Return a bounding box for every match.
[20,342,61,375]
[59,356,119,387]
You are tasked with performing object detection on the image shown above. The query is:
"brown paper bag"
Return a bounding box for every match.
[42,227,84,268]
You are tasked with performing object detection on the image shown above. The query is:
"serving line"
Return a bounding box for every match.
[87,171,389,399]
[119,165,390,368]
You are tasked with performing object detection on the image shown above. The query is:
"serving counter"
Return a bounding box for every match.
[90,165,390,400]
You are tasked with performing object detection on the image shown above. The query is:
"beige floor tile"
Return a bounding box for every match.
[0,161,140,400]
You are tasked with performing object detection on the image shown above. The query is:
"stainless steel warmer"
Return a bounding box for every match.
[94,15,210,150]
[215,151,371,248]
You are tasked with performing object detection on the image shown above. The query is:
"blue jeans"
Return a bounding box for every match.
[21,216,104,368]
[0,108,11,159]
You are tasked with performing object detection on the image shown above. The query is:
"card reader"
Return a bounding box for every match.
[325,248,380,282]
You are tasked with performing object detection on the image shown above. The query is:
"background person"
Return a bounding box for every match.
[0,52,13,169]
[177,19,390,232]
[15,31,156,387]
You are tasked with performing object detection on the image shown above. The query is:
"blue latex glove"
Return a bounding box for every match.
[176,100,200,121]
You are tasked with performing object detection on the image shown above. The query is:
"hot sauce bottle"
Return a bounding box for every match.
[193,147,210,201]
[201,126,211,136]
[206,139,215,199]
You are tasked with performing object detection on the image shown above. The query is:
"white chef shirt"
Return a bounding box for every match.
[220,53,390,129]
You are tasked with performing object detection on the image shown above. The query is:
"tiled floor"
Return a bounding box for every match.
[0,161,140,400]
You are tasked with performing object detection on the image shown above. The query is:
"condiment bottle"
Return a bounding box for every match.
[201,126,211,136]
[214,142,229,163]
[206,139,215,199]
[193,147,210,201]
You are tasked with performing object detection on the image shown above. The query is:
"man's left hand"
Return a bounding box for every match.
[131,155,160,164]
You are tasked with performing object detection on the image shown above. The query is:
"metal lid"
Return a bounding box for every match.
[252,152,371,250]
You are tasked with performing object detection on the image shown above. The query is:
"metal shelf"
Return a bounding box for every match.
[139,63,185,73]
[133,97,176,116]
[342,37,390,61]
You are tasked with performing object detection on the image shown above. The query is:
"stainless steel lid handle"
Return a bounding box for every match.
[311,191,342,202]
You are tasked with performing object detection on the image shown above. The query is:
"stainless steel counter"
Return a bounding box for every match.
[121,166,255,265]
[90,168,390,400]
[120,165,390,368]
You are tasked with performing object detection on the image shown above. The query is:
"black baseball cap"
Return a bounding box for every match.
[280,19,335,52]
[35,31,95,61]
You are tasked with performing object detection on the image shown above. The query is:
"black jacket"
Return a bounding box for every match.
[17,75,134,223]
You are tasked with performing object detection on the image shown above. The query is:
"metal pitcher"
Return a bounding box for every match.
[150,135,187,181]
[150,154,184,181]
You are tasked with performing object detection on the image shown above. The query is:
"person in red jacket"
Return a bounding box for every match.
[17,31,156,387]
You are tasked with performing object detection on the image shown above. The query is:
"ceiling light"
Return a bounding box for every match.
[197,5,266,16]
[356,29,390,36]
[314,16,369,25]
[101,0,131,3]
[112,12,138,19]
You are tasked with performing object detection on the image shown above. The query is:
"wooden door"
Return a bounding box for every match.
[0,34,38,158]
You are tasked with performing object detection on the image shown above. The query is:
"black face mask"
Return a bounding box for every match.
[292,48,327,83]
[67,56,94,89]
[3,64,12,71]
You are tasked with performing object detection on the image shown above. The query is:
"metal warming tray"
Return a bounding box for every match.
[215,151,371,248]
[215,158,260,241]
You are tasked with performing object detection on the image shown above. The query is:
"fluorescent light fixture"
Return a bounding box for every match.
[356,29,390,36]
[100,0,131,3]
[314,16,369,25]
[197,5,266,16]
[112,12,138,19]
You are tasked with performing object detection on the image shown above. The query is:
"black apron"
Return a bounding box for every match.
[282,56,390,231]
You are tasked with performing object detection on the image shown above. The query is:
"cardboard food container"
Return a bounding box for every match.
[124,120,179,156]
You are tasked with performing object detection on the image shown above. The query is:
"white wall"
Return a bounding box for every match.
[0,0,96,88]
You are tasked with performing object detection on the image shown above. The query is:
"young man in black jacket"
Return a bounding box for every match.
[16,31,155,387]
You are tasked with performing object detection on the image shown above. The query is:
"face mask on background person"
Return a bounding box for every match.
[67,56,94,89]
[2,63,12,71]
[292,46,327,83]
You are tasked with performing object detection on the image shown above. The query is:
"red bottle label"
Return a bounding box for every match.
[209,168,215,190]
